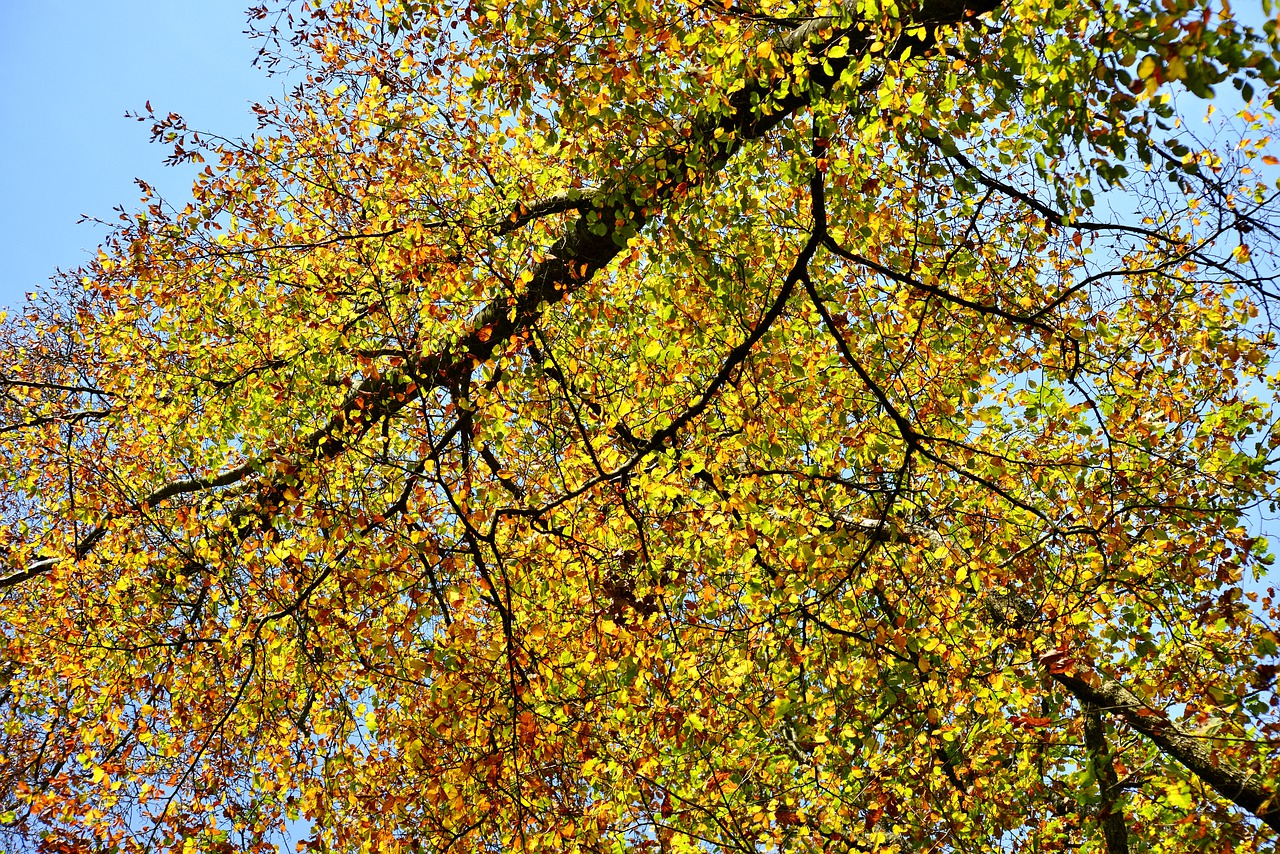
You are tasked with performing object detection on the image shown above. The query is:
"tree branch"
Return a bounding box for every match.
[1053,665,1280,833]
[1082,702,1130,854]
[1,0,1003,589]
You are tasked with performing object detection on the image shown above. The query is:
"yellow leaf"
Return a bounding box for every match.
[1167,784,1193,810]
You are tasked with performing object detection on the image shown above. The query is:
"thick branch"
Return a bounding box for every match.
[834,519,1280,834]
[1053,666,1280,833]
[1082,702,1130,854]
[1,0,1001,588]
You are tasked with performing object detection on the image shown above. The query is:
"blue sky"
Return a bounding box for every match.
[0,1,279,311]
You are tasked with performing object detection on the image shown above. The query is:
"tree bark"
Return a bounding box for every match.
[1082,702,1130,854]
[1053,666,1280,833]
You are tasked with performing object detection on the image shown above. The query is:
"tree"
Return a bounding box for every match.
[2,0,1280,850]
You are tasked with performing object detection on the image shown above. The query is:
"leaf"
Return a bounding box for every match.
[1167,784,1194,810]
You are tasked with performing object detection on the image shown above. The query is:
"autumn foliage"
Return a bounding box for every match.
[4,0,1280,851]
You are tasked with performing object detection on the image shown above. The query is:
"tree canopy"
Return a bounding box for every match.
[4,0,1280,851]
